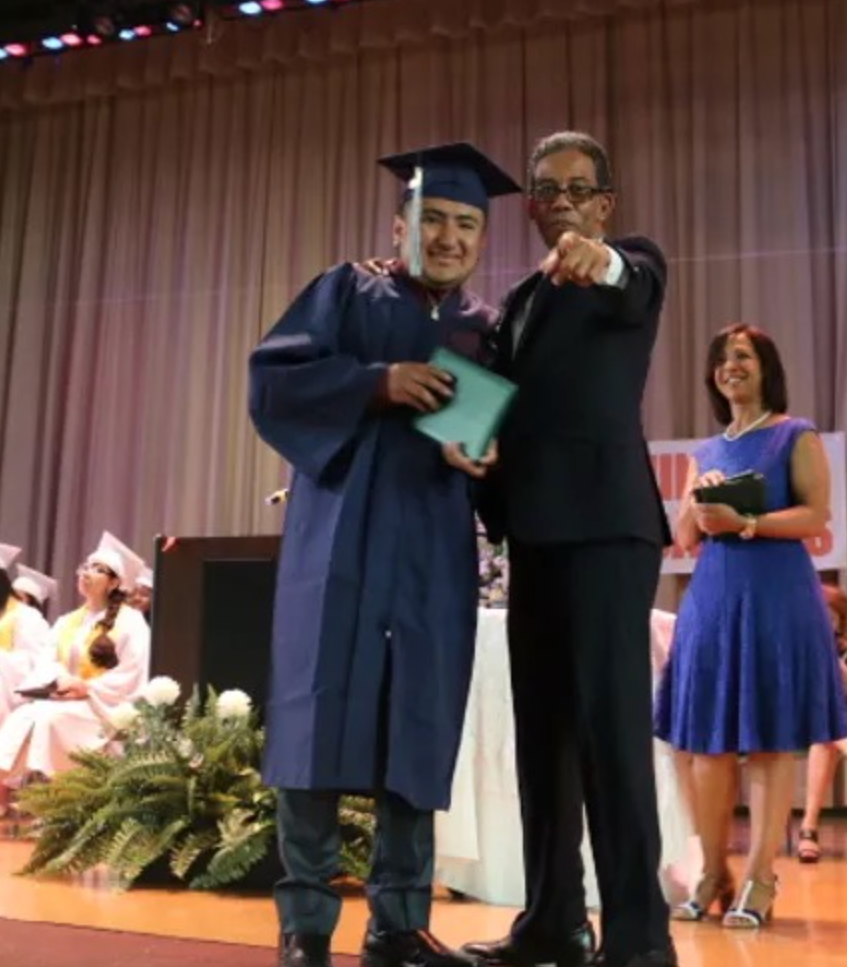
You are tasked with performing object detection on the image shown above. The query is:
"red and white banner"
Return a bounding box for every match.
[649,432,847,574]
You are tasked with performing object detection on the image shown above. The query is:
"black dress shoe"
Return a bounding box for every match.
[361,928,482,967]
[624,946,678,967]
[602,942,676,967]
[280,933,333,967]
[461,922,596,967]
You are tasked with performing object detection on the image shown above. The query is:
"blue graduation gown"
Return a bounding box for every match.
[249,263,496,811]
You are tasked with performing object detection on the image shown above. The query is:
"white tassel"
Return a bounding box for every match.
[407,164,423,278]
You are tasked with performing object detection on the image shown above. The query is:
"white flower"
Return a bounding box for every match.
[142,676,181,707]
[109,702,141,731]
[176,737,195,760]
[216,689,253,720]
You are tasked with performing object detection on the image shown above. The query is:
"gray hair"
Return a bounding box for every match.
[527,131,614,192]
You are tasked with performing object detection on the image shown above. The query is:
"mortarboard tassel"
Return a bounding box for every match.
[407,164,423,278]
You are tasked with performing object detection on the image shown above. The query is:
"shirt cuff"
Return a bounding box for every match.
[601,246,627,288]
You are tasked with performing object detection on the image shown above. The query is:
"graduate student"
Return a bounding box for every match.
[249,142,520,967]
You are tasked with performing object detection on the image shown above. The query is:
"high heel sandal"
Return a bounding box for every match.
[671,870,736,921]
[722,877,777,928]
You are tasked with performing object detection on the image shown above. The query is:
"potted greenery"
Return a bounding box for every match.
[18,678,374,890]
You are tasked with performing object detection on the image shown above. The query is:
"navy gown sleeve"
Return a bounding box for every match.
[249,263,387,482]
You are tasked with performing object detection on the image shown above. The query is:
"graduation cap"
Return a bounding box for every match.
[0,543,22,571]
[379,141,521,215]
[136,566,154,590]
[87,531,145,591]
[379,142,521,276]
[13,564,58,606]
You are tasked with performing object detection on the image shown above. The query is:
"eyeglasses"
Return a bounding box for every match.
[530,181,612,206]
[77,563,117,578]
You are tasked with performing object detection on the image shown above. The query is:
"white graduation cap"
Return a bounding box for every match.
[87,531,145,591]
[12,564,58,606]
[0,543,22,571]
[136,566,154,590]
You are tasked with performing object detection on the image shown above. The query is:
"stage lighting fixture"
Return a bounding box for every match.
[168,2,202,26]
[0,0,376,67]
[91,14,118,39]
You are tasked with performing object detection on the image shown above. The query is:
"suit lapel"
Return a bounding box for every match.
[507,272,554,364]
[493,273,542,372]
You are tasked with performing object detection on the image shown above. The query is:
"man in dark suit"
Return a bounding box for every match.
[464,132,676,967]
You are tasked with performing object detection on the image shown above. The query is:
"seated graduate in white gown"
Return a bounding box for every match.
[0,548,53,725]
[0,532,150,781]
[0,547,54,814]
[12,563,58,618]
[126,565,154,625]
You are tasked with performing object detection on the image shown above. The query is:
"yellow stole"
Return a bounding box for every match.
[56,605,115,681]
[0,597,21,652]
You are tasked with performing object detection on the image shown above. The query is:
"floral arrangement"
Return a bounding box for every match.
[18,678,375,890]
[477,519,508,607]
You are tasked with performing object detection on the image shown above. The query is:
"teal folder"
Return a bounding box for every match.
[413,347,517,460]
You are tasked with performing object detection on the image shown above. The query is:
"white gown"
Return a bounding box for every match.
[0,604,150,777]
[0,601,52,726]
[435,608,701,907]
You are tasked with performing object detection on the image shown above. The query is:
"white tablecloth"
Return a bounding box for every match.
[435,608,701,907]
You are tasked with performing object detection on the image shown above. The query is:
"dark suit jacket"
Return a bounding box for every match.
[481,235,671,547]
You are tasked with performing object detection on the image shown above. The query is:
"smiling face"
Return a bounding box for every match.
[393,197,487,291]
[527,148,615,248]
[705,324,788,425]
[713,332,764,408]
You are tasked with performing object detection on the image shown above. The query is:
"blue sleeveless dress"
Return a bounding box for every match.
[655,418,847,753]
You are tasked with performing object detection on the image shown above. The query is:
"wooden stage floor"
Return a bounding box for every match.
[1,821,846,966]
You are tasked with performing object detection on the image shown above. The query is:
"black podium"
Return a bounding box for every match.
[149,534,280,711]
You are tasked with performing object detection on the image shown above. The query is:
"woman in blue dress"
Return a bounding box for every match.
[655,324,847,928]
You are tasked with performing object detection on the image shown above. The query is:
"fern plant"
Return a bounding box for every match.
[18,681,374,890]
